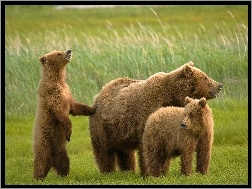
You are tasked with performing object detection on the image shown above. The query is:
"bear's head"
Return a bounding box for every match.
[181,96,213,136]
[181,62,223,100]
[39,50,72,68]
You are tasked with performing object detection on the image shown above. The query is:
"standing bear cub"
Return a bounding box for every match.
[142,97,214,177]
[89,61,222,174]
[33,50,95,180]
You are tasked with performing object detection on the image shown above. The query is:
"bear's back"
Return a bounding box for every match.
[145,106,185,134]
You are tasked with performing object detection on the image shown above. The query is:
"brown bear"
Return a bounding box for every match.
[89,61,222,174]
[141,97,214,177]
[33,50,96,180]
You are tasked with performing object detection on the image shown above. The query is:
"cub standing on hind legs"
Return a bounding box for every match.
[33,50,96,180]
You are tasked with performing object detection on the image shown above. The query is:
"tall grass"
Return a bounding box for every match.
[4,5,248,185]
[5,6,248,119]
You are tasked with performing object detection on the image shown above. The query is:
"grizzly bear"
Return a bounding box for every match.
[33,50,95,180]
[89,61,222,173]
[141,97,214,177]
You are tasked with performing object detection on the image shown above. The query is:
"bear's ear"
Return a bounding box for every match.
[199,98,206,108]
[187,61,194,67]
[182,64,193,77]
[185,96,193,105]
[39,56,46,64]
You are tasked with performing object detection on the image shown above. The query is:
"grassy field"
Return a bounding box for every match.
[5,5,249,186]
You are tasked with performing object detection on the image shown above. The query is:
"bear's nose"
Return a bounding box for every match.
[219,83,223,90]
[67,50,71,53]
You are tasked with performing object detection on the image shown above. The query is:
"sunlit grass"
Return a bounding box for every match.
[5,11,248,118]
[5,115,248,185]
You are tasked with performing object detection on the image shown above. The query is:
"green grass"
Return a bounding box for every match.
[5,110,248,185]
[4,5,248,185]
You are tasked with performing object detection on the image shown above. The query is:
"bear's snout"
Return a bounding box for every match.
[208,82,223,98]
[209,91,218,98]
[65,50,72,61]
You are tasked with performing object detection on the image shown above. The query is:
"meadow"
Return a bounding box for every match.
[4,5,249,186]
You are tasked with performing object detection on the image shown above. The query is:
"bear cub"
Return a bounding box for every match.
[141,97,214,177]
[33,50,95,180]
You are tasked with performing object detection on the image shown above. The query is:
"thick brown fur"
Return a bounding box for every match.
[89,61,222,173]
[141,97,214,177]
[33,50,95,180]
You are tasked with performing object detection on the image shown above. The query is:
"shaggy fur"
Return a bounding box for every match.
[89,61,222,173]
[141,97,214,177]
[33,50,95,180]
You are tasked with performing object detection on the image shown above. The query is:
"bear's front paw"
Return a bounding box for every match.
[65,129,72,142]
[64,119,72,142]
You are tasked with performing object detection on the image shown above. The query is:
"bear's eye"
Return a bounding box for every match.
[57,53,61,56]
[191,86,195,93]
[189,112,193,119]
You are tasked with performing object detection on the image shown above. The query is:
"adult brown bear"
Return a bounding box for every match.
[89,61,222,174]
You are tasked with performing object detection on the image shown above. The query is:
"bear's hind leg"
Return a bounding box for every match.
[53,148,70,177]
[33,146,53,180]
[145,158,163,177]
[116,149,136,172]
[161,158,171,175]
[93,147,117,173]
[142,150,164,177]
